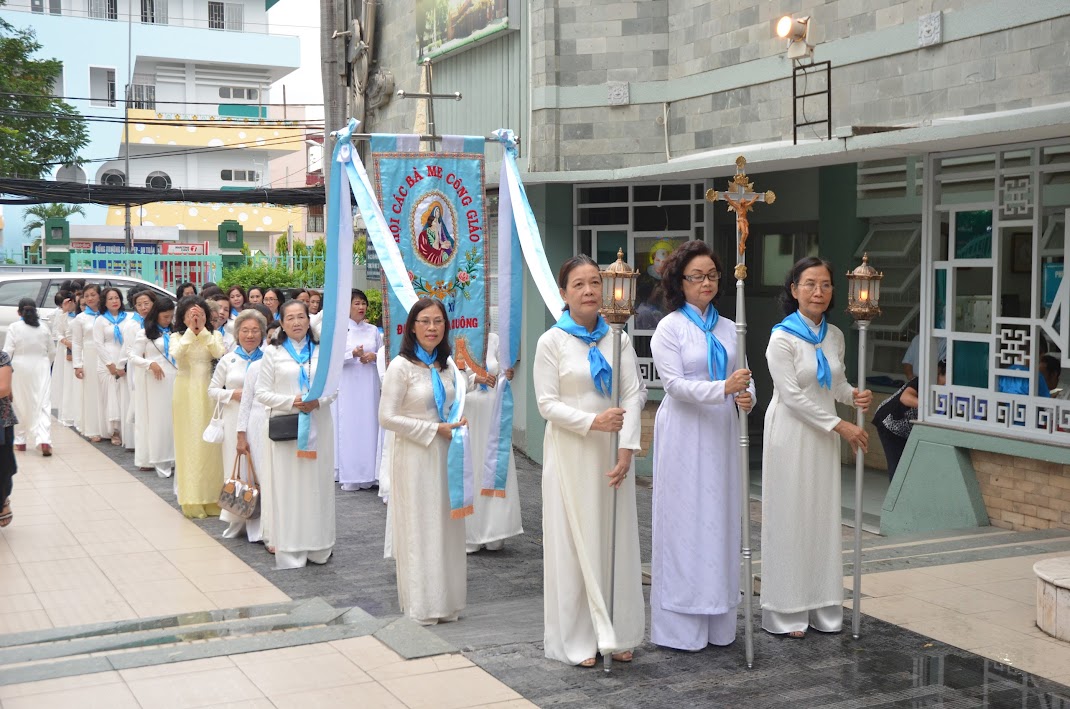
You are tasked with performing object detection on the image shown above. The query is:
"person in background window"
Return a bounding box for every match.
[4,299,55,456]
[902,333,947,380]
[72,283,105,443]
[175,282,197,300]
[1040,354,1065,398]
[997,354,1050,397]
[875,361,945,481]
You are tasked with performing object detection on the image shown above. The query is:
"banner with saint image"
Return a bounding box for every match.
[371,135,488,370]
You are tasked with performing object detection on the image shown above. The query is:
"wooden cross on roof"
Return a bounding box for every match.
[705,156,775,281]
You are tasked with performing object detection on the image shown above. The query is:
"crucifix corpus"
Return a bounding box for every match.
[704,155,774,670]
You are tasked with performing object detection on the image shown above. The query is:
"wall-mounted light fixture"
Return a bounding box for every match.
[776,15,813,61]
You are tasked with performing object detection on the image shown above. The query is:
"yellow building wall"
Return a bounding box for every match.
[105,202,305,233]
[128,109,305,151]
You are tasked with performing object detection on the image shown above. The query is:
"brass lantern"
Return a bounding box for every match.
[845,252,883,321]
[600,248,638,325]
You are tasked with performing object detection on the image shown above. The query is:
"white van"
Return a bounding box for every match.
[0,273,176,341]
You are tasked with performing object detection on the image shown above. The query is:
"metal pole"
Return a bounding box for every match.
[603,322,623,673]
[287,224,294,273]
[852,319,869,639]
[124,2,133,274]
[736,248,755,669]
[424,59,438,152]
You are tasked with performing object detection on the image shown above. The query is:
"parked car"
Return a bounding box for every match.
[0,273,176,341]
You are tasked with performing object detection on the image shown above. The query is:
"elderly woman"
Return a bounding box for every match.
[3,299,55,455]
[210,309,267,541]
[236,317,274,551]
[129,298,178,479]
[649,241,756,650]
[379,298,469,624]
[761,257,871,638]
[71,283,104,442]
[534,255,644,667]
[256,299,336,568]
[172,296,226,518]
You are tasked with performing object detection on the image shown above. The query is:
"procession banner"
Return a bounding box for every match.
[371,134,488,373]
[340,122,475,517]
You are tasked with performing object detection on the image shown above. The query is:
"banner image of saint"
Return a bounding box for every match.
[371,135,488,370]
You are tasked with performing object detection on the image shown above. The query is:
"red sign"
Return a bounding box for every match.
[162,242,210,256]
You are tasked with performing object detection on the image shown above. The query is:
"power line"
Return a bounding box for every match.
[0,107,324,130]
[44,133,313,167]
[3,91,326,109]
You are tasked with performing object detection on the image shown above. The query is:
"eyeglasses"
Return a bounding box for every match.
[415,318,445,327]
[796,281,834,293]
[683,273,720,284]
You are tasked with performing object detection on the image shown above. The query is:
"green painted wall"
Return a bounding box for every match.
[516,184,574,465]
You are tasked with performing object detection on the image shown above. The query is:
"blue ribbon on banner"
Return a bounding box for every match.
[340,120,474,518]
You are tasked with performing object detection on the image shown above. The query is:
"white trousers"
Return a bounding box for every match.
[761,604,843,635]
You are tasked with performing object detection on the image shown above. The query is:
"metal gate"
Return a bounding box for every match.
[69,253,224,292]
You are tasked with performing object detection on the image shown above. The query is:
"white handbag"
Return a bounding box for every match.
[202,400,225,444]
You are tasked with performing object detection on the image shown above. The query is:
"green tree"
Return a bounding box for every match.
[219,264,304,291]
[22,202,85,237]
[0,7,88,178]
[274,233,310,258]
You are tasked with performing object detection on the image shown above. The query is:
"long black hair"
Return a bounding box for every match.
[17,298,40,327]
[660,240,724,311]
[174,295,210,335]
[55,289,77,315]
[780,256,836,316]
[144,297,176,341]
[398,298,451,369]
[271,299,319,346]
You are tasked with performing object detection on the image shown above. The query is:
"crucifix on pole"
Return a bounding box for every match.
[396,57,462,151]
[704,155,775,670]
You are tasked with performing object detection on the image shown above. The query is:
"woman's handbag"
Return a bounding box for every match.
[218,452,260,520]
[267,413,300,442]
[202,400,225,444]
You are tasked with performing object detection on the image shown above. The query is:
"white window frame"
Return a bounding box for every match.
[88,66,118,108]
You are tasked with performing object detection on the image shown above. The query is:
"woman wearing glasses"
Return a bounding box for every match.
[379,298,469,625]
[648,240,755,651]
[760,257,871,639]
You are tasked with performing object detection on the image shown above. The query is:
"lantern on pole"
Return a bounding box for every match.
[845,252,882,640]
[598,248,637,673]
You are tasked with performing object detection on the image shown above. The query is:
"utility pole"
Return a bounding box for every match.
[124,0,134,274]
[320,0,348,197]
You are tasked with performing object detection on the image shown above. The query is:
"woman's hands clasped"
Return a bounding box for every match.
[292,396,321,413]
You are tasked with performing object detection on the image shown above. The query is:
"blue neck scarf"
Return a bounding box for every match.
[67,311,76,319]
[679,303,728,382]
[773,311,832,389]
[231,307,241,318]
[414,346,449,421]
[235,346,263,371]
[282,336,313,392]
[160,326,175,366]
[84,306,100,318]
[132,313,145,327]
[554,311,612,397]
[103,310,127,345]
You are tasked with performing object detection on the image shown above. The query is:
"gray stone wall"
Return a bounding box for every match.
[363,4,422,135]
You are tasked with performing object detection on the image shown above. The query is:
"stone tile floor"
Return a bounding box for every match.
[48,421,1070,707]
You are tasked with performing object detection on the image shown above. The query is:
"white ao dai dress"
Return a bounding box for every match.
[128,330,177,477]
[119,317,143,452]
[237,361,272,546]
[50,312,67,416]
[379,356,466,624]
[70,311,103,438]
[92,314,129,438]
[335,320,382,490]
[255,342,336,569]
[760,314,857,635]
[649,307,756,650]
[534,327,645,665]
[3,320,55,448]
[210,348,263,541]
[464,333,523,552]
[58,313,79,427]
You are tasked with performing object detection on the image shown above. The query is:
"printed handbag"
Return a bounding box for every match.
[267,413,300,442]
[218,451,260,520]
[202,400,226,444]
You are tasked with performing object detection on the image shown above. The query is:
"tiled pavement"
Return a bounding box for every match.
[5,420,1070,707]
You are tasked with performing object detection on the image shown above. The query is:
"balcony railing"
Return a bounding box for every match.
[1,4,295,37]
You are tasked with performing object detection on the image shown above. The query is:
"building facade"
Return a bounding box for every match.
[1,0,306,262]
[362,1,1070,534]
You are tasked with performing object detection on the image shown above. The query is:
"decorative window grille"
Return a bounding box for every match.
[208,1,243,30]
[922,139,1070,445]
[130,77,156,110]
[307,205,324,233]
[145,171,171,189]
[141,0,168,24]
[89,0,117,20]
